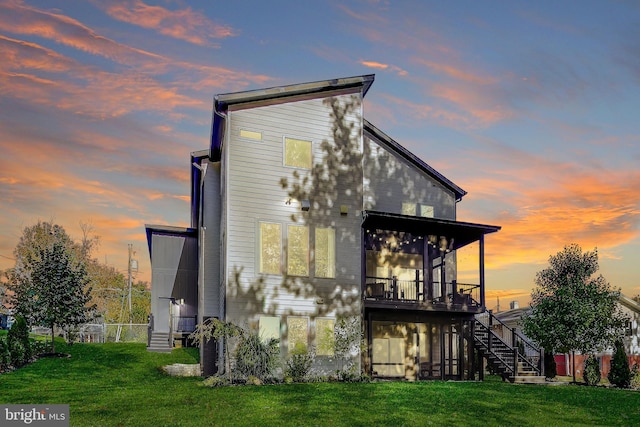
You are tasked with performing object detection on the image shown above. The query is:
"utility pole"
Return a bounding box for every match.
[127,243,133,326]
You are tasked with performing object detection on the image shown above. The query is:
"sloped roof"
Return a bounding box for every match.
[210,75,375,161]
[364,120,467,201]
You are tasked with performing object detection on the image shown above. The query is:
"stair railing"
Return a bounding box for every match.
[475,311,543,377]
[474,320,517,376]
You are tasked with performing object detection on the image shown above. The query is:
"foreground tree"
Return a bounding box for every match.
[608,339,632,388]
[522,244,628,383]
[7,222,95,352]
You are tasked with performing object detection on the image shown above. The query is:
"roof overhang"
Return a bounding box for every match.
[362,210,500,250]
[145,224,197,260]
[210,75,375,161]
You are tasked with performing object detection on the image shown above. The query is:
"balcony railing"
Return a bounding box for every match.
[365,275,481,310]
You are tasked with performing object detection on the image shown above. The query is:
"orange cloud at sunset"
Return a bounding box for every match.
[360,60,408,76]
[102,0,235,46]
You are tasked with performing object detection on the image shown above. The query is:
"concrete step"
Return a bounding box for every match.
[512,375,546,384]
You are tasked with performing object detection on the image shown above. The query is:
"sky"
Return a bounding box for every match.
[1,0,639,310]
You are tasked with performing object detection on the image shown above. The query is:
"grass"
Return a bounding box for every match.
[1,338,639,426]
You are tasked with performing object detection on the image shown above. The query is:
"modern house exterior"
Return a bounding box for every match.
[146,74,511,380]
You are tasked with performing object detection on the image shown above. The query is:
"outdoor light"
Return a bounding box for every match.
[301,199,310,211]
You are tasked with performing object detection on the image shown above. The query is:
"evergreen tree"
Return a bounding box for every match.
[608,339,631,388]
[8,222,95,353]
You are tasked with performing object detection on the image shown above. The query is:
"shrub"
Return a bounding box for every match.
[583,356,601,386]
[245,375,262,386]
[608,340,631,388]
[7,315,32,367]
[233,332,279,381]
[285,342,314,382]
[202,375,229,388]
[630,364,640,389]
[544,351,557,379]
[0,337,11,371]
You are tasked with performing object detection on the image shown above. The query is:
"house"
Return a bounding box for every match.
[145,74,510,380]
[494,294,640,378]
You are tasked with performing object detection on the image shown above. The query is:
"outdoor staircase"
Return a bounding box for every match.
[474,312,546,384]
[147,331,172,353]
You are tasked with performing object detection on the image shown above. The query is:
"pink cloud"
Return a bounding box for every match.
[101,0,235,46]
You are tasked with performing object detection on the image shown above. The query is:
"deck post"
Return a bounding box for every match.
[479,235,485,308]
[392,276,398,300]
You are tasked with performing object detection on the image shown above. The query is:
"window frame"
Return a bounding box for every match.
[283,136,313,169]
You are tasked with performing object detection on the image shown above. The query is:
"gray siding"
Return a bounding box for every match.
[150,234,198,333]
[363,135,456,220]
[223,93,364,347]
[201,160,222,320]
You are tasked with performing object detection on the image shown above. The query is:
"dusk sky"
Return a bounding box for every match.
[1,0,639,309]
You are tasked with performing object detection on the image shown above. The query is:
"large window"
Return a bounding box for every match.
[287,225,309,276]
[316,318,335,356]
[315,228,335,278]
[259,222,281,274]
[284,137,312,169]
[287,317,308,353]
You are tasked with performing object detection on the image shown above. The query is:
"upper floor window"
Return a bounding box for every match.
[315,228,335,278]
[402,203,434,218]
[287,225,309,277]
[240,129,262,141]
[259,222,281,275]
[284,137,312,169]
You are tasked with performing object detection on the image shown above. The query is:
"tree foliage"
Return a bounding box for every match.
[608,339,631,388]
[7,221,95,352]
[523,244,627,359]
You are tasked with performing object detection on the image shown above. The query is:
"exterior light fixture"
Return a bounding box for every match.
[301,199,310,211]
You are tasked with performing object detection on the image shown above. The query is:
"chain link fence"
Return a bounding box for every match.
[31,323,149,344]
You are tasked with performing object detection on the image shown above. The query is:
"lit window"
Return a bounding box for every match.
[259,316,280,342]
[315,228,335,278]
[402,203,416,216]
[287,225,309,276]
[240,129,262,141]
[420,205,434,218]
[287,317,308,353]
[284,137,312,169]
[259,222,281,274]
[316,318,335,356]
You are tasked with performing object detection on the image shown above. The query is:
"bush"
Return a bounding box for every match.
[630,364,640,389]
[233,332,279,381]
[0,337,11,371]
[544,351,557,379]
[608,340,631,388]
[583,356,601,386]
[7,315,32,367]
[285,342,314,382]
[202,375,229,388]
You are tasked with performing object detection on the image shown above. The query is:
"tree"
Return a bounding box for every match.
[522,244,628,383]
[608,339,631,388]
[7,222,95,352]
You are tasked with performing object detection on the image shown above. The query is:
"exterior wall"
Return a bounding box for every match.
[201,160,222,320]
[363,135,456,220]
[150,234,198,333]
[223,92,364,370]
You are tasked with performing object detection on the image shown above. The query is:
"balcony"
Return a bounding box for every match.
[364,274,482,312]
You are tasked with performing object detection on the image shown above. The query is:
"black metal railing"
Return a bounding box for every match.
[364,274,482,309]
[172,315,197,333]
[475,311,543,377]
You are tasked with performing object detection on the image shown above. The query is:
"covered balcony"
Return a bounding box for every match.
[362,211,500,313]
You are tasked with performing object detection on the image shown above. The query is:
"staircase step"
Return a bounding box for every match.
[512,375,546,384]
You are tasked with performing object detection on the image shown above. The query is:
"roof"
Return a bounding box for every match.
[210,75,375,161]
[144,224,197,260]
[364,120,467,201]
[362,210,501,250]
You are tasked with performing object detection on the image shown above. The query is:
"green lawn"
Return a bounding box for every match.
[1,340,639,426]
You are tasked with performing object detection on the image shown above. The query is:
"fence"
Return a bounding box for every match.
[31,323,149,344]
